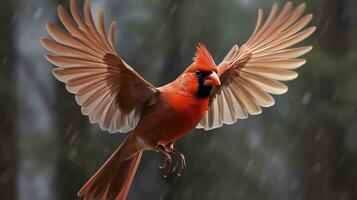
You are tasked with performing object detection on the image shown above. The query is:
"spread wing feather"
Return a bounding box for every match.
[42,0,157,133]
[197,2,315,130]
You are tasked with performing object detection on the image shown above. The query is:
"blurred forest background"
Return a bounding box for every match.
[1,0,357,199]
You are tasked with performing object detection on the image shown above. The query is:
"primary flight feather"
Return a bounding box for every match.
[42,0,315,199]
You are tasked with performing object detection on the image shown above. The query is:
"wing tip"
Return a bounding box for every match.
[77,186,86,197]
[40,38,48,47]
[299,59,307,67]
[290,72,299,80]
[297,2,306,9]
[45,22,59,35]
[249,109,262,116]
[45,22,51,31]
[310,26,317,33]
[110,21,117,26]
[85,0,91,11]
[44,53,53,64]
[51,68,68,84]
[41,38,56,55]
[70,0,77,6]
[281,87,289,94]
[306,13,314,19]
[57,4,64,13]
[306,45,313,52]
[267,100,275,107]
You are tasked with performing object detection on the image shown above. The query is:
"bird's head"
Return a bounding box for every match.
[180,43,221,98]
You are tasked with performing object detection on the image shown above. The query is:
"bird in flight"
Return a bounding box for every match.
[42,0,315,199]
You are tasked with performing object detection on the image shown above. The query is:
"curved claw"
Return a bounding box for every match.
[157,144,187,177]
[172,154,186,176]
[157,145,172,178]
[159,157,168,169]
[159,156,172,178]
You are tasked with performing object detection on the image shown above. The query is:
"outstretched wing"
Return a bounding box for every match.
[197,2,316,130]
[42,0,157,133]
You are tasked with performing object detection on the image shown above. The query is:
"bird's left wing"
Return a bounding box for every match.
[197,2,316,130]
[42,0,158,133]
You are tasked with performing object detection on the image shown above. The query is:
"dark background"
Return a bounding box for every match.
[1,0,357,199]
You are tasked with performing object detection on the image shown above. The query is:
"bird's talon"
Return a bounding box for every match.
[159,159,167,169]
[172,156,186,177]
[159,157,172,177]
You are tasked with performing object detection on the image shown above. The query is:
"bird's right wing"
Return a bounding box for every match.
[42,0,158,133]
[197,2,315,130]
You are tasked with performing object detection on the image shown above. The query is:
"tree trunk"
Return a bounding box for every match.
[318,0,350,57]
[53,1,91,199]
[0,1,18,200]
[158,0,186,84]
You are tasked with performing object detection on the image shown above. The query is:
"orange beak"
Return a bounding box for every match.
[204,71,221,87]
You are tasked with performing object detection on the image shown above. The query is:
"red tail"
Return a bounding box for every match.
[78,137,142,200]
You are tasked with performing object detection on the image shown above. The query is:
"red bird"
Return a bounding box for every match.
[42,0,315,199]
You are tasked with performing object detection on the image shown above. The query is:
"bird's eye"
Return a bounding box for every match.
[195,70,202,77]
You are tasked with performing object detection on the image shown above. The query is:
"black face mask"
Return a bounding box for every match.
[195,70,213,98]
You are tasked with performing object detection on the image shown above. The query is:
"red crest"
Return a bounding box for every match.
[194,43,216,67]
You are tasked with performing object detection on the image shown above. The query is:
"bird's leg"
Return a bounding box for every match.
[157,145,172,178]
[166,143,186,176]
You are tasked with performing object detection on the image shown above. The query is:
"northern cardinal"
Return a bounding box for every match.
[42,0,315,199]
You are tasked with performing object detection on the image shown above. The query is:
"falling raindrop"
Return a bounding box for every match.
[302,91,311,105]
[290,180,299,191]
[68,149,77,161]
[33,7,43,20]
[2,56,8,66]
[169,4,177,15]
[315,130,324,142]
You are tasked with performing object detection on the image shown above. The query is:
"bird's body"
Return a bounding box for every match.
[76,53,219,200]
[135,86,209,147]
[42,0,316,199]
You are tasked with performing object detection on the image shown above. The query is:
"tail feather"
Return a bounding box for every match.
[78,137,142,200]
[108,153,142,200]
